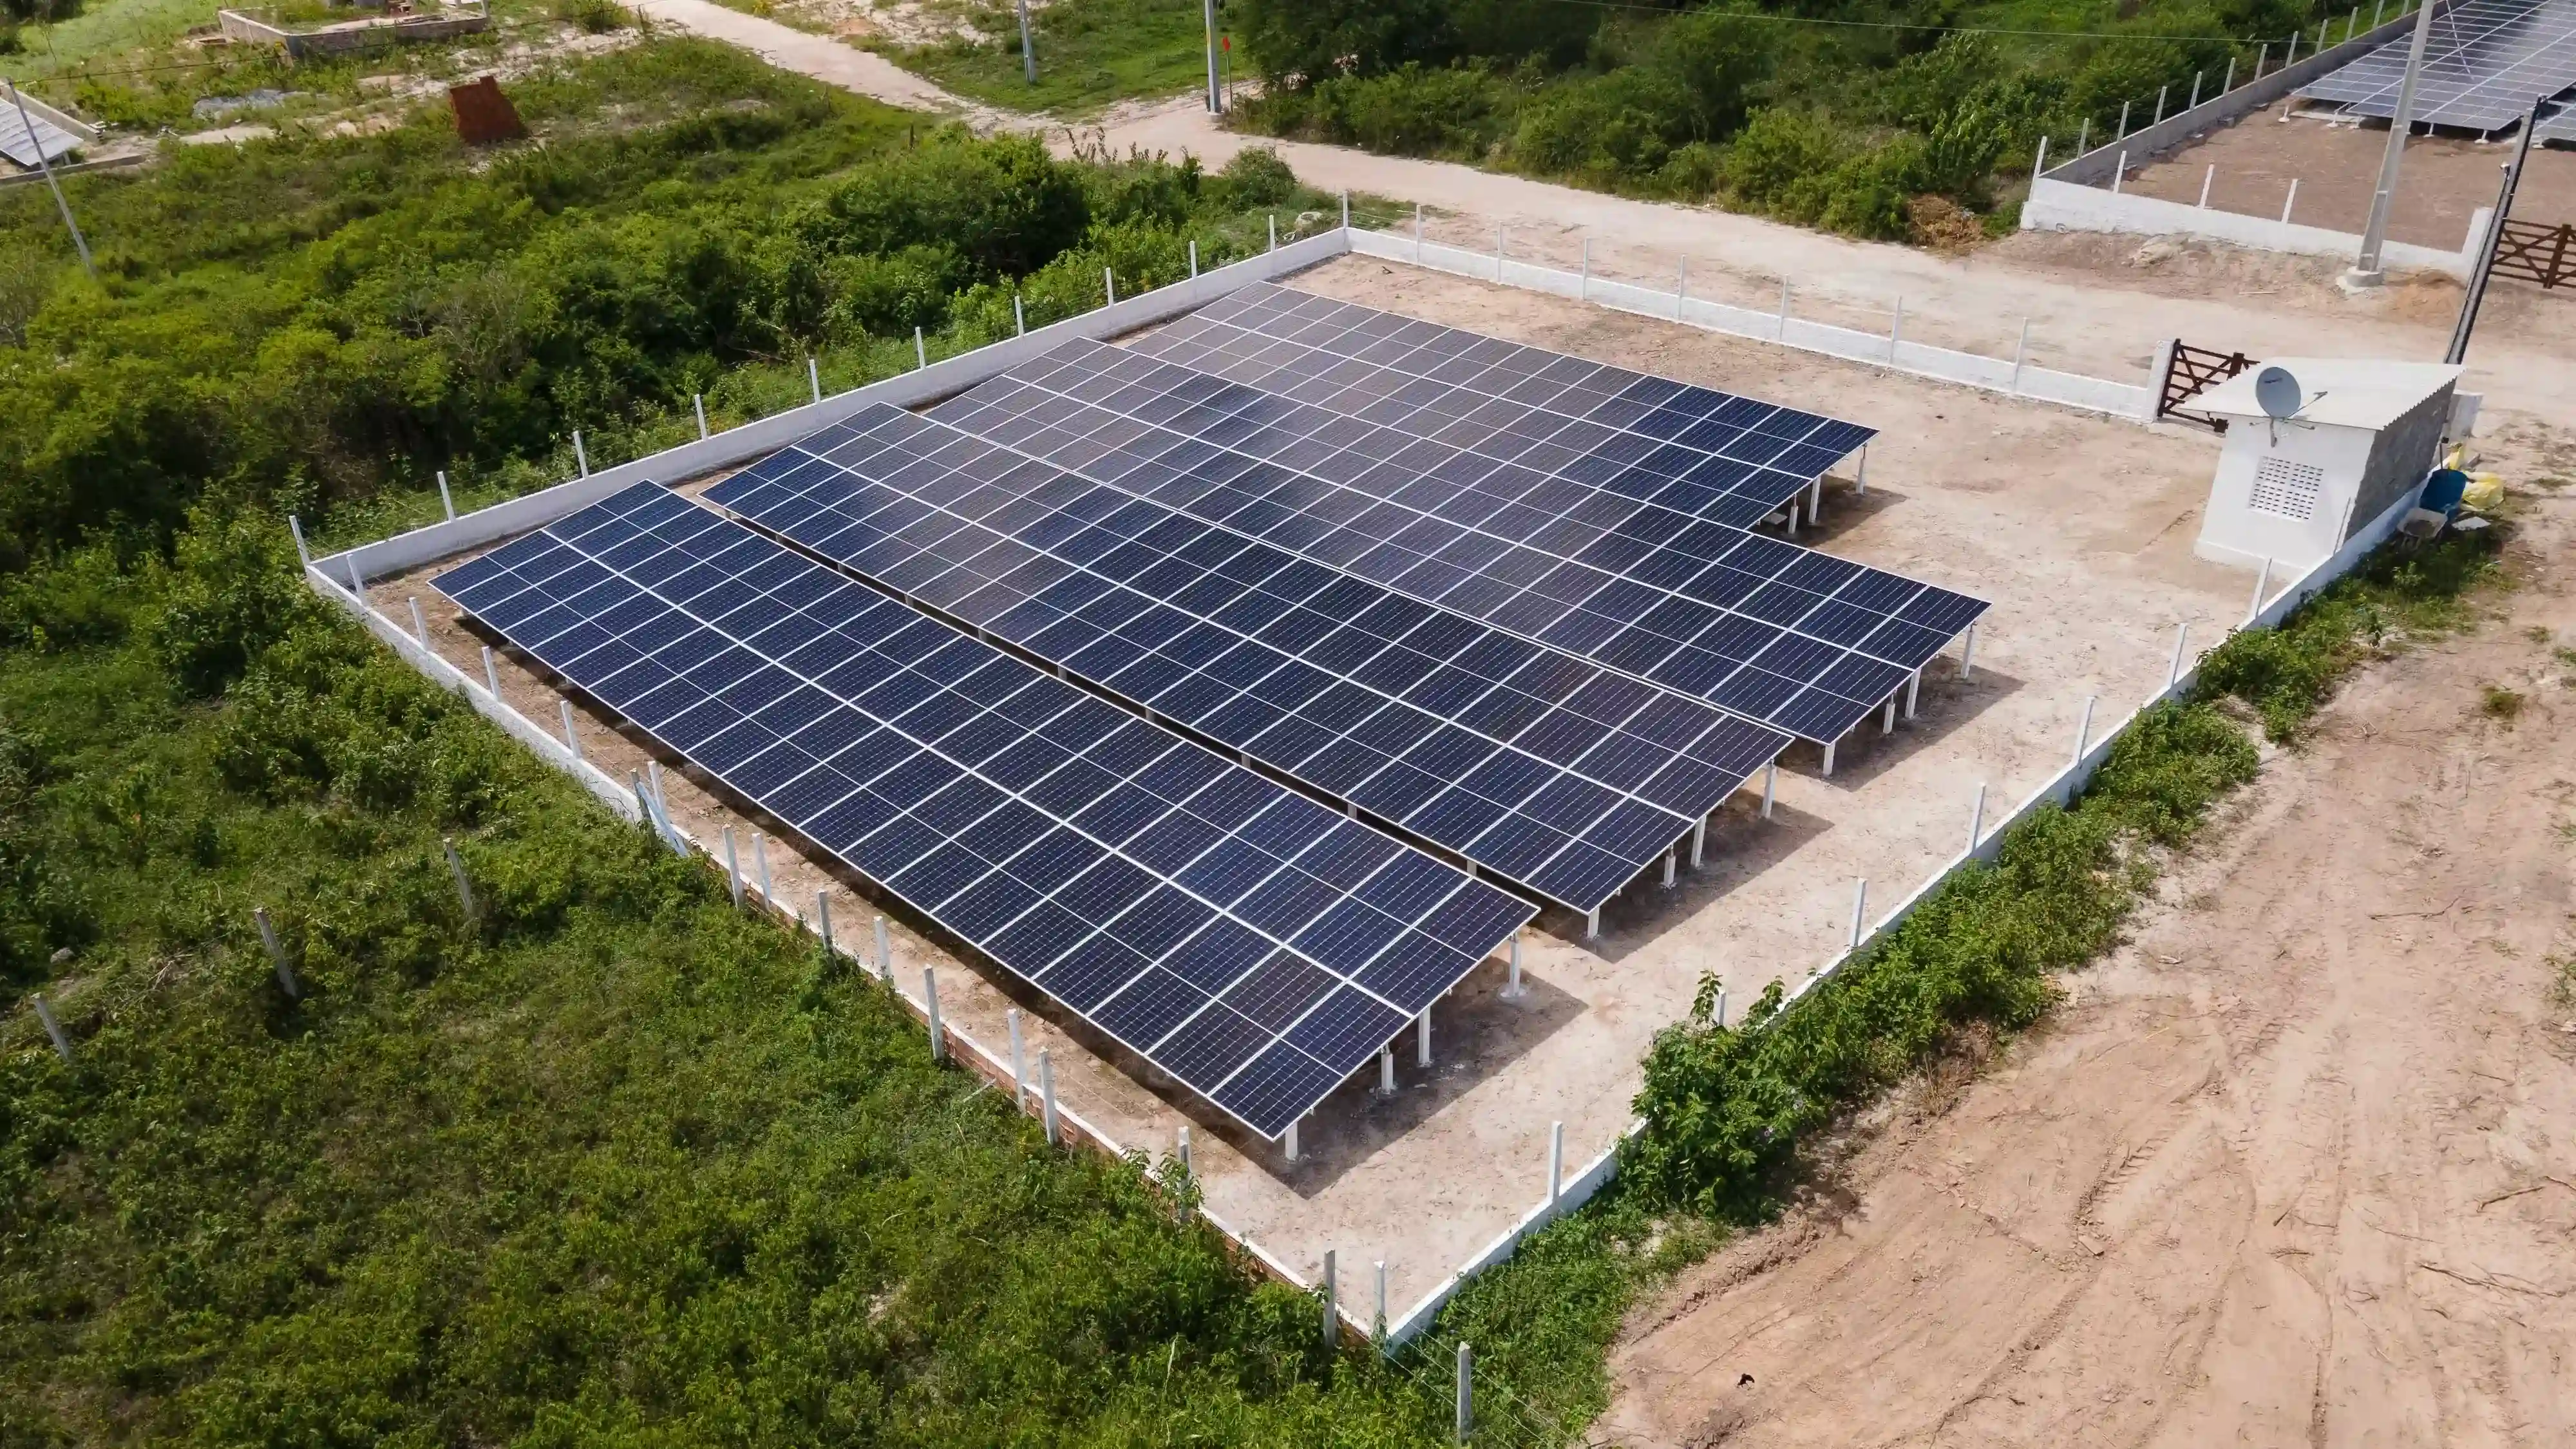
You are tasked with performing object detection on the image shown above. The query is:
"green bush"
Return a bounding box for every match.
[1213,144,1302,207]
[1306,63,1515,158]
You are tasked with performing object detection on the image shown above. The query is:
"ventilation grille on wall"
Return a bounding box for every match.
[2249,455,2324,522]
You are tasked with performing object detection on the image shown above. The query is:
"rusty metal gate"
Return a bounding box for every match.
[2154,341,2251,431]
[2490,219,2575,289]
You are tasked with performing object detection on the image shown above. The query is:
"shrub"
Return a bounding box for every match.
[799,132,1091,281]
[1308,63,1515,158]
[1213,145,1300,207]
[149,510,315,697]
[1720,108,1848,213]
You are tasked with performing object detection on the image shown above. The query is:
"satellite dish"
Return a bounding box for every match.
[2254,366,2302,420]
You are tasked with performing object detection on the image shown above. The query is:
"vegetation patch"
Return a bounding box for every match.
[1229,0,2331,242]
[882,0,1215,117]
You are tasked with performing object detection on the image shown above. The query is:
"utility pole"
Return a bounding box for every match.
[2347,0,2439,287]
[2446,100,2538,365]
[6,80,95,281]
[1203,0,1222,113]
[1016,0,1036,84]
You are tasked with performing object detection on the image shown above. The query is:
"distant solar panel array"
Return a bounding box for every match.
[435,484,1533,1139]
[437,284,1988,1142]
[2298,0,2576,133]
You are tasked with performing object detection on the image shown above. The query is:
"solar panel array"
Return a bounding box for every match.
[2298,0,2576,132]
[924,337,1982,744]
[433,482,1533,1139]
[706,406,1791,914]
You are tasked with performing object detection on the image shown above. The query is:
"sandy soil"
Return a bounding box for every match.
[1600,453,2576,1448]
[2116,101,2576,251]
[365,253,2260,1320]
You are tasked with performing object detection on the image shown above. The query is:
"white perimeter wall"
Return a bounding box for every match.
[2023,176,2492,278]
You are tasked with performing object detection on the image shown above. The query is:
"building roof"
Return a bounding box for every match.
[2192,357,2463,431]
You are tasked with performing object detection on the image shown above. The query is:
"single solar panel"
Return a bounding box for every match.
[0,104,79,170]
[1144,282,1874,522]
[707,408,1790,914]
[2297,0,2576,133]
[929,337,1983,745]
[433,482,1531,1139]
[2535,96,2576,135]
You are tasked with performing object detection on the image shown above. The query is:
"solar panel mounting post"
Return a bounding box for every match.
[1662,852,1676,889]
[1417,1011,1430,1067]
[1584,906,1599,939]
[1376,1045,1395,1096]
[2349,0,2439,286]
[1961,621,1978,680]
[1822,739,1837,777]
[1502,934,1526,999]
[1285,1119,1300,1162]
[1906,668,1921,719]
[1761,761,1776,820]
[1691,817,1706,868]
[437,471,455,522]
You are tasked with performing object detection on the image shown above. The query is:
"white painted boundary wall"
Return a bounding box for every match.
[2024,178,2494,279]
[1383,477,2424,1347]
[1352,229,2154,421]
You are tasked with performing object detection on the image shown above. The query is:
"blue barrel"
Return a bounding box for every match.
[2419,468,2468,514]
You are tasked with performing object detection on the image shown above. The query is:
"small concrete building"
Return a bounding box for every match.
[2191,358,2468,575]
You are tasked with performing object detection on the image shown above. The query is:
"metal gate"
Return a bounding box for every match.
[2490,219,2575,289]
[2154,341,2251,432]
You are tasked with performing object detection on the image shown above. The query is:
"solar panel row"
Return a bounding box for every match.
[2298,0,2576,132]
[927,338,1981,744]
[706,404,1792,914]
[1165,282,1874,524]
[433,482,1533,1139]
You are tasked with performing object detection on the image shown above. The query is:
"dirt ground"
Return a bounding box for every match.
[2118,100,2576,251]
[1600,447,2576,1448]
[367,255,2261,1321]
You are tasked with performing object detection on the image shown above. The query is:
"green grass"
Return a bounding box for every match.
[880,0,1212,118]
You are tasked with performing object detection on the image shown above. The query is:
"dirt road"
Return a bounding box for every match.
[1601,470,2576,1448]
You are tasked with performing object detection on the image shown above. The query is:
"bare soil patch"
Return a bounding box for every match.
[1600,451,2576,1447]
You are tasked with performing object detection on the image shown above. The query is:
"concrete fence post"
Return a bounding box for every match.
[2199,164,2215,208]
[1578,236,1590,301]
[2167,621,2192,692]
[809,354,823,402]
[1188,239,1198,277]
[1889,295,1903,360]
[1014,293,1026,336]
[1547,1121,1564,1203]
[1103,267,1116,306]
[289,514,310,567]
[1178,1123,1191,1176]
[816,891,833,956]
[482,645,500,697]
[914,328,927,370]
[444,837,477,920]
[2257,41,2270,79]
[2155,84,2168,125]
[1776,277,1790,339]
[1494,222,1504,280]
[255,907,299,998]
[408,596,429,647]
[2011,318,2032,394]
[1455,1343,1473,1443]
[2282,176,2301,225]
[573,430,589,477]
[347,553,365,601]
[2031,134,2049,187]
[2224,55,2236,93]
[2076,118,2088,156]
[437,470,456,522]
[694,393,708,440]
[1340,189,1349,229]
[2190,70,2202,109]
[1849,877,1868,948]
[2074,695,2098,769]
[923,965,946,1062]
[1676,254,1688,319]
[2112,149,2129,194]
[874,913,891,983]
[753,830,772,904]
[1269,214,1278,252]
[2117,100,2130,140]
[723,826,744,907]
[2248,556,2274,623]
[1968,782,1987,851]
[1713,985,1727,1027]
[33,994,70,1061]
[558,700,582,764]
[1041,1048,1060,1144]
[1321,1249,1338,1345]
[1373,1260,1387,1340]
[1414,202,1423,261]
[1008,1007,1027,1108]
[2287,29,2299,66]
